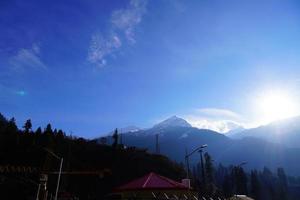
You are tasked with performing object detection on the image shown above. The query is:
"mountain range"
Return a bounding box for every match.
[99,115,300,176]
[228,116,300,148]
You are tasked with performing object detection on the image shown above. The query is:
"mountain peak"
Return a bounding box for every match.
[153,116,192,129]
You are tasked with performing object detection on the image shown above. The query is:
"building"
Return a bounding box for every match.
[106,172,198,200]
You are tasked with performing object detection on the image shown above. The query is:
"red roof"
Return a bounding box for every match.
[115,172,188,191]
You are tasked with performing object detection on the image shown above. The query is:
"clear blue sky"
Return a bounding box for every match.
[1,0,300,137]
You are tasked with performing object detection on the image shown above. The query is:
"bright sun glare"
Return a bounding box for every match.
[256,91,299,124]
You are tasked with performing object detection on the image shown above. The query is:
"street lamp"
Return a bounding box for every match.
[44,148,63,200]
[185,144,208,179]
[238,162,247,167]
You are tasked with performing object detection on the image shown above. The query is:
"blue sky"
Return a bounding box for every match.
[1,0,300,137]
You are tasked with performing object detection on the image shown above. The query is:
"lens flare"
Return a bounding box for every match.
[256,90,299,124]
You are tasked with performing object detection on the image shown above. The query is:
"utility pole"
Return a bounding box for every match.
[184,144,207,180]
[199,149,206,186]
[43,148,63,200]
[185,148,190,178]
[54,157,63,200]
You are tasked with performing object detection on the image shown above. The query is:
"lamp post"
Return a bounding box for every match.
[238,162,247,167]
[44,148,63,200]
[198,148,206,185]
[185,144,208,179]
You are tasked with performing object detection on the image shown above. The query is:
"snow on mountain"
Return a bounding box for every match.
[119,126,141,133]
[152,116,192,129]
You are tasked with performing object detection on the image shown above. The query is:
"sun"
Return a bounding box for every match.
[256,90,299,124]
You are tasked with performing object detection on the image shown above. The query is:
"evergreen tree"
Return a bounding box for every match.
[204,152,214,184]
[57,129,65,140]
[44,123,53,135]
[204,152,215,195]
[277,167,288,200]
[6,118,19,147]
[41,123,54,147]
[261,167,276,200]
[233,166,248,195]
[250,170,261,200]
[23,119,32,134]
[35,127,42,135]
[0,113,8,135]
[222,174,233,198]
[7,117,18,134]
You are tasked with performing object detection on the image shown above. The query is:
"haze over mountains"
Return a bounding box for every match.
[101,115,300,176]
[229,116,300,148]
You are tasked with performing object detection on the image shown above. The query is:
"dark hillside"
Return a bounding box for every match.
[0,113,185,199]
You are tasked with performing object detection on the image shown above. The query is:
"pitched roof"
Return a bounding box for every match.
[115,172,188,191]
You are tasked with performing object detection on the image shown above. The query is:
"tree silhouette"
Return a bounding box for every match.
[44,123,53,135]
[250,170,260,200]
[232,166,247,195]
[23,119,32,134]
[204,152,215,195]
[277,167,288,200]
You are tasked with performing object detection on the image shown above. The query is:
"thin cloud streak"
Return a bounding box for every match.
[87,0,147,67]
[187,117,243,133]
[88,34,122,67]
[111,0,147,44]
[9,43,46,71]
[196,108,242,120]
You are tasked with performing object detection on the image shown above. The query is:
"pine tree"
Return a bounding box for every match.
[44,123,53,135]
[222,174,233,198]
[250,170,260,200]
[277,168,288,200]
[57,129,65,140]
[204,152,215,195]
[233,166,247,195]
[7,117,18,134]
[41,123,54,147]
[0,113,8,135]
[204,152,214,184]
[23,119,32,134]
[261,167,275,200]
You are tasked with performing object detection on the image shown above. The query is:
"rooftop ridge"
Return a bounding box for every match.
[143,172,154,188]
[156,173,186,187]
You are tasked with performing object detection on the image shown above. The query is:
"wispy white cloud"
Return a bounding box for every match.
[10,43,46,71]
[187,118,243,133]
[183,107,245,133]
[87,33,122,67]
[196,108,241,120]
[167,0,187,13]
[88,0,147,67]
[111,0,147,43]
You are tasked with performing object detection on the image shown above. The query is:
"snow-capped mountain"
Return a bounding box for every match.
[152,115,192,129]
[98,115,300,175]
[118,126,141,133]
